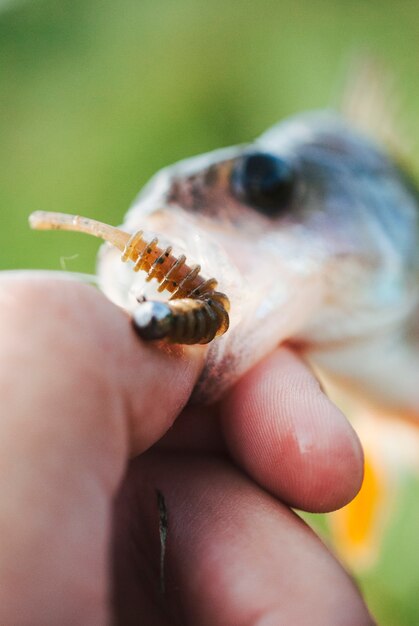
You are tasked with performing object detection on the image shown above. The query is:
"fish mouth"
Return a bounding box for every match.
[97,205,246,328]
[96,199,327,401]
[98,199,325,338]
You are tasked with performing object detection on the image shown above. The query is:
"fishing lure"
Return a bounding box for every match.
[29,211,230,345]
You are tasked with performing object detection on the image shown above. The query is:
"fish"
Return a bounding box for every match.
[94,108,419,414]
[27,63,419,417]
[28,67,419,572]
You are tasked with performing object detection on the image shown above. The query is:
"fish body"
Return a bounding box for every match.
[98,111,419,413]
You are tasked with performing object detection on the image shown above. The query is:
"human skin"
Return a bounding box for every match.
[0,274,374,625]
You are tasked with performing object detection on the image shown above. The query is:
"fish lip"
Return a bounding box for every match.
[124,203,240,280]
[98,201,246,320]
[120,198,329,302]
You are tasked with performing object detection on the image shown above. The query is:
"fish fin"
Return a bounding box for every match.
[328,440,389,571]
[328,407,419,571]
[339,55,412,162]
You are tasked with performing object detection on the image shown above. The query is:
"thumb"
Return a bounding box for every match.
[0,273,203,624]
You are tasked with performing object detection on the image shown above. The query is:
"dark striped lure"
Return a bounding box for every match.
[29,211,230,345]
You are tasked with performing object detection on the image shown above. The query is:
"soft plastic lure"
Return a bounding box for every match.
[29,211,229,345]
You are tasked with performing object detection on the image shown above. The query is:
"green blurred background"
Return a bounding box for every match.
[1,0,419,623]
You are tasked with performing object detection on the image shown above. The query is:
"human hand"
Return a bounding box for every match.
[0,274,374,625]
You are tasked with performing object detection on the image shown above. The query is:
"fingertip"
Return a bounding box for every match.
[0,274,204,458]
[220,348,364,512]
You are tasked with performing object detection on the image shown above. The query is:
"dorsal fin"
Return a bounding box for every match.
[339,56,412,163]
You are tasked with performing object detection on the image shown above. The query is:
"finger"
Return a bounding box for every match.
[112,452,374,626]
[0,274,203,623]
[219,347,364,512]
[156,404,224,452]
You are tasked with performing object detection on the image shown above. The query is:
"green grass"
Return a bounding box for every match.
[1,1,419,623]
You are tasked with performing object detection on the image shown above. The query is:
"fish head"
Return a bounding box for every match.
[98,111,419,400]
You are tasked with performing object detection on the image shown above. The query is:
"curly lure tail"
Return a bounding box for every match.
[29,211,230,345]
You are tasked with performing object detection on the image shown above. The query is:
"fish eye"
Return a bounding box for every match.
[230,152,295,216]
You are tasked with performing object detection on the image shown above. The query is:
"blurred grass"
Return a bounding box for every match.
[305,473,419,626]
[1,1,419,623]
[2,0,419,274]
